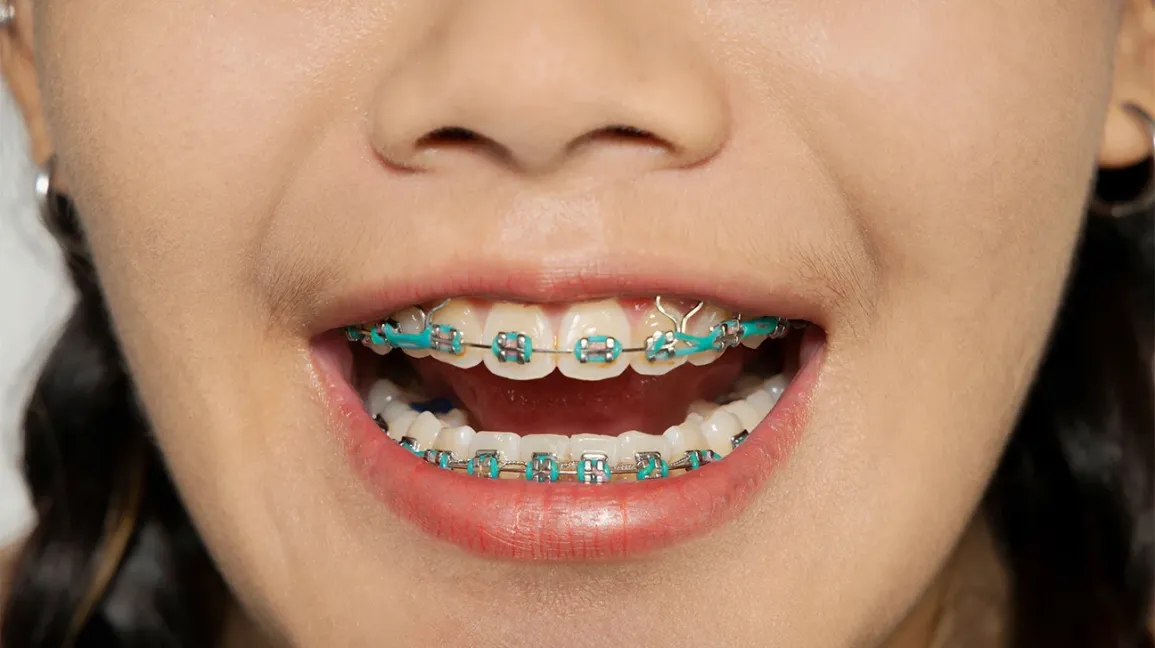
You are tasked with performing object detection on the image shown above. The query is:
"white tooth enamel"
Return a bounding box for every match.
[730,374,764,400]
[439,409,468,428]
[662,422,707,460]
[616,431,672,465]
[629,300,690,376]
[393,307,432,359]
[429,298,485,368]
[745,390,776,418]
[762,374,789,401]
[685,412,704,425]
[405,411,443,451]
[383,408,418,442]
[686,304,731,366]
[688,400,717,418]
[367,337,392,355]
[434,425,476,459]
[724,400,763,431]
[557,299,633,380]
[468,431,521,463]
[741,332,768,350]
[482,303,556,380]
[518,434,571,462]
[368,380,404,416]
[569,434,620,466]
[700,410,743,457]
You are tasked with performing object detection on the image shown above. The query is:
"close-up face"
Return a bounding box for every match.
[3,0,1150,646]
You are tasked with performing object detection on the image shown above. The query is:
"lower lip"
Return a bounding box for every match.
[314,337,821,561]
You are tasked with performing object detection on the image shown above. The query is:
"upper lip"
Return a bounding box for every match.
[309,257,831,335]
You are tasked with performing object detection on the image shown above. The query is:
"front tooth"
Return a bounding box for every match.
[569,434,620,466]
[434,425,476,459]
[404,411,443,451]
[724,400,764,431]
[700,410,743,457]
[468,431,520,463]
[662,422,707,460]
[616,431,672,465]
[629,300,690,376]
[686,304,732,366]
[393,307,432,359]
[427,298,484,368]
[557,299,633,381]
[482,303,556,380]
[518,434,571,462]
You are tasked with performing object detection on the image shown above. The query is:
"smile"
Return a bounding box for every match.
[313,283,825,560]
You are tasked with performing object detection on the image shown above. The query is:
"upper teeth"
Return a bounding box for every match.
[346,297,792,381]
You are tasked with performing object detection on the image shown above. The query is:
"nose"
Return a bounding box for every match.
[369,0,730,175]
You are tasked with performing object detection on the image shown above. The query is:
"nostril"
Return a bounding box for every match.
[569,124,676,157]
[420,126,481,144]
[604,125,657,140]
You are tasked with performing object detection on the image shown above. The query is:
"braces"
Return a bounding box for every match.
[345,297,799,365]
[377,416,749,483]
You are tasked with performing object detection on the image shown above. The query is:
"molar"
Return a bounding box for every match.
[381,402,418,442]
[428,298,485,368]
[557,299,633,380]
[723,400,763,432]
[482,303,556,380]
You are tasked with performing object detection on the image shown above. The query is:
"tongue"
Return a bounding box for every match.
[410,351,750,436]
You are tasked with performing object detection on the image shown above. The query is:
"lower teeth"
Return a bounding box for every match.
[366,372,789,484]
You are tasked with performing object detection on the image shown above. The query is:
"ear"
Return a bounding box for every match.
[0,0,52,165]
[1098,0,1155,169]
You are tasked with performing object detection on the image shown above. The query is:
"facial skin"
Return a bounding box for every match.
[2,0,1152,646]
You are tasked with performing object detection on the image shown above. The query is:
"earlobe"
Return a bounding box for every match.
[1097,0,1154,169]
[0,0,53,165]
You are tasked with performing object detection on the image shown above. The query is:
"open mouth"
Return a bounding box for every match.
[314,288,824,560]
[346,297,809,482]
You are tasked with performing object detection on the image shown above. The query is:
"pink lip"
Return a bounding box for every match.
[313,330,822,561]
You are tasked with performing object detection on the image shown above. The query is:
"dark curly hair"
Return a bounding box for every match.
[1,157,1152,646]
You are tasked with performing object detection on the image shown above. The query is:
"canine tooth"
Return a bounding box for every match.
[724,400,763,431]
[518,434,571,462]
[616,431,672,464]
[434,425,476,459]
[439,409,468,428]
[405,412,443,451]
[662,422,707,460]
[700,410,743,457]
[428,298,484,368]
[629,303,689,376]
[468,432,520,463]
[393,307,432,359]
[557,299,633,381]
[482,303,556,380]
[368,380,404,416]
[569,434,620,466]
[686,304,732,366]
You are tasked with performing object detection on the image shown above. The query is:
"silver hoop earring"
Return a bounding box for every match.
[0,3,14,27]
[35,156,57,215]
[1090,102,1155,219]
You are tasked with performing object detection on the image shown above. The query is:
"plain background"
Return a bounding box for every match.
[0,80,72,546]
